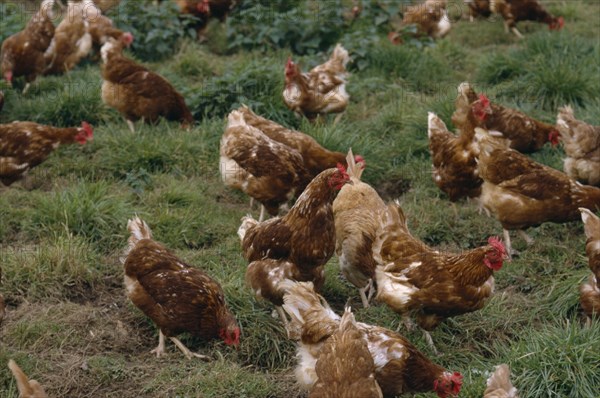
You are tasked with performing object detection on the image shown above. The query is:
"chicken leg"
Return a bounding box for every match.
[170,336,210,360]
[359,279,374,308]
[126,119,135,133]
[258,205,266,222]
[150,329,166,357]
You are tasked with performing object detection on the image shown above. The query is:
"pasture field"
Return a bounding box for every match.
[0,0,599,396]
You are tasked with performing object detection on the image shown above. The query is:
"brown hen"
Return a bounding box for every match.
[309,307,383,398]
[0,121,93,186]
[474,127,600,256]
[122,217,240,359]
[220,109,310,221]
[283,281,463,398]
[238,167,350,327]
[1,0,55,94]
[491,0,564,38]
[557,106,600,186]
[100,38,193,132]
[453,82,559,153]
[283,44,350,123]
[373,202,508,351]
[579,208,600,320]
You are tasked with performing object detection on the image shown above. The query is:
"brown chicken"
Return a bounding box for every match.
[282,281,463,398]
[122,217,240,359]
[579,208,600,320]
[372,202,509,350]
[100,38,193,132]
[1,0,55,94]
[453,82,559,153]
[333,150,385,308]
[474,127,600,256]
[237,106,353,179]
[557,106,600,187]
[7,360,48,398]
[428,111,483,202]
[221,109,310,221]
[400,0,451,39]
[309,307,383,398]
[484,364,519,398]
[465,0,492,21]
[491,0,564,38]
[0,121,93,186]
[44,0,93,75]
[283,44,350,123]
[173,0,236,38]
[238,167,350,325]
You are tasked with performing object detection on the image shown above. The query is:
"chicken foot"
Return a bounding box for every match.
[359,279,375,309]
[504,229,534,259]
[170,336,210,360]
[150,329,166,357]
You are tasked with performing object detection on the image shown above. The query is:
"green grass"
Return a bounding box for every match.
[1,0,599,397]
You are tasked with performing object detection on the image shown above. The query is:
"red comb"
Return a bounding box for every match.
[488,236,506,253]
[81,121,94,138]
[479,93,490,106]
[336,163,347,173]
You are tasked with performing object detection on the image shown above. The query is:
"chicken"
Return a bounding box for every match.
[372,202,508,350]
[465,0,492,21]
[579,208,600,320]
[122,217,240,359]
[453,82,560,153]
[474,127,600,256]
[490,0,564,38]
[484,364,519,398]
[309,307,383,398]
[0,121,93,186]
[86,2,134,53]
[44,0,93,75]
[1,0,55,94]
[221,109,310,221]
[428,111,482,202]
[237,106,352,179]
[7,359,48,398]
[400,0,451,39]
[333,150,385,308]
[100,38,194,132]
[557,106,600,187]
[283,44,350,123]
[282,281,463,398]
[238,167,351,326]
[173,0,236,39]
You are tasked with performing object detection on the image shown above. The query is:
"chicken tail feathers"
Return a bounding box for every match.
[484,364,519,398]
[238,215,258,241]
[8,360,47,398]
[122,217,153,262]
[331,43,350,68]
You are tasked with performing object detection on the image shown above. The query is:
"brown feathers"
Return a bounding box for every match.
[309,308,383,398]
[557,106,600,186]
[484,364,519,398]
[283,44,350,121]
[7,360,48,398]
[100,39,193,130]
[474,128,600,231]
[579,208,600,318]
[123,217,239,354]
[0,121,93,186]
[1,0,55,86]
[453,83,559,153]
[221,110,310,217]
[428,111,482,201]
[401,0,451,39]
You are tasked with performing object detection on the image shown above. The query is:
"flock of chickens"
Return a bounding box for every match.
[0,0,599,397]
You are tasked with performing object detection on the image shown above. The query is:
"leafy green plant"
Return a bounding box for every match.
[107,0,197,61]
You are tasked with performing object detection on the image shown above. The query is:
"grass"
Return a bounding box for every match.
[1,0,599,397]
